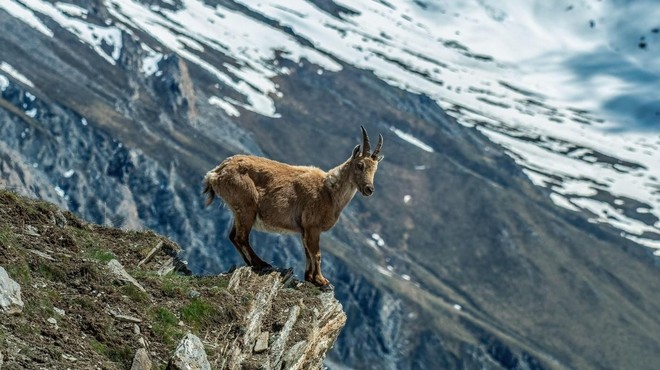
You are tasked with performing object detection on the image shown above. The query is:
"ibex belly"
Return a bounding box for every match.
[253,215,299,234]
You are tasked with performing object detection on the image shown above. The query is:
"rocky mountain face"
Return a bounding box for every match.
[0,190,345,369]
[1,1,660,369]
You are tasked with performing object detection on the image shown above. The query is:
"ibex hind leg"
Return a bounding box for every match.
[230,212,272,271]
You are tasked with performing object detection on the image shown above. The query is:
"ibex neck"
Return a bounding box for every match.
[325,160,357,211]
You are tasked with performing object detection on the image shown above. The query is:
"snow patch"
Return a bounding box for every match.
[0,0,54,37]
[390,127,434,153]
[18,0,122,64]
[371,233,385,247]
[63,169,75,178]
[55,2,88,18]
[453,304,462,311]
[209,96,240,117]
[54,186,65,197]
[0,62,35,87]
[0,75,9,91]
[141,44,163,76]
[403,195,411,204]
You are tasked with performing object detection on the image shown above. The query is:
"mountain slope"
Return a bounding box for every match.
[1,1,660,369]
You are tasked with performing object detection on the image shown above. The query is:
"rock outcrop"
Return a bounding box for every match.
[0,266,23,315]
[221,268,346,370]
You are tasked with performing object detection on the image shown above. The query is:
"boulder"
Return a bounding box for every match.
[167,333,211,370]
[131,348,152,370]
[0,266,24,315]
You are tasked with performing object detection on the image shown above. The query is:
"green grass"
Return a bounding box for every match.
[120,284,149,303]
[0,224,18,247]
[5,261,32,284]
[161,274,190,298]
[71,229,115,262]
[87,247,116,262]
[151,306,183,345]
[180,298,220,331]
[34,263,67,282]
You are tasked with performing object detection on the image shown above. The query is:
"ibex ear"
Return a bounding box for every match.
[351,144,361,159]
[375,155,384,162]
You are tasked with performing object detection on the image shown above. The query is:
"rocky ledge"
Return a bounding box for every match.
[0,190,346,369]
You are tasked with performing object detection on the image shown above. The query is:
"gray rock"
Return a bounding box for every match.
[187,290,200,299]
[54,209,67,228]
[61,353,77,362]
[47,317,57,325]
[24,225,40,237]
[0,266,24,315]
[270,306,300,368]
[107,259,147,293]
[131,348,152,370]
[167,333,211,370]
[133,324,141,335]
[108,309,142,323]
[253,331,269,353]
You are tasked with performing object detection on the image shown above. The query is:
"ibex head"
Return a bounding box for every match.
[350,126,384,197]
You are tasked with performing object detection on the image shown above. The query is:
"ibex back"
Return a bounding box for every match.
[203,126,383,289]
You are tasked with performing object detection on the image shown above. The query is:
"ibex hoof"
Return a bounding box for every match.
[252,264,274,273]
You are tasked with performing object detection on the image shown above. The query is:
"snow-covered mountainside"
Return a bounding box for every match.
[2,1,660,369]
[3,0,657,250]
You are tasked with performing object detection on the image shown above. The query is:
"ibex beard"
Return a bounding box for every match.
[203,126,383,289]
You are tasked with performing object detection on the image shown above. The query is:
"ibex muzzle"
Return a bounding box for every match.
[203,126,384,289]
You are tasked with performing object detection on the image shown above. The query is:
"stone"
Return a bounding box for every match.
[49,210,67,228]
[107,259,147,293]
[24,225,40,237]
[0,266,24,315]
[27,249,55,261]
[54,307,65,316]
[47,317,57,325]
[253,332,269,353]
[187,290,200,299]
[133,324,141,335]
[109,309,142,323]
[62,353,77,362]
[137,241,163,268]
[131,348,152,370]
[167,333,211,370]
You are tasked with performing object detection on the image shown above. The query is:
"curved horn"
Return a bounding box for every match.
[371,134,383,158]
[361,125,371,156]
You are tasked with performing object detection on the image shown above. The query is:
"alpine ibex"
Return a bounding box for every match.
[203,126,383,289]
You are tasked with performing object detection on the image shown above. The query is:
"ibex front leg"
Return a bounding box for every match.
[302,227,331,289]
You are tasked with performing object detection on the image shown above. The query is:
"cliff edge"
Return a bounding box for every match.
[0,190,346,369]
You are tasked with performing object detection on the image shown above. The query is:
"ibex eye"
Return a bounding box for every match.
[357,162,364,170]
